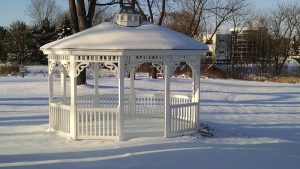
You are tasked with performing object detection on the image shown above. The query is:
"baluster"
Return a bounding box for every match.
[173,108,176,133]
[99,111,103,136]
[62,110,64,132]
[176,107,179,133]
[85,111,88,136]
[185,105,188,130]
[188,105,191,129]
[180,106,183,131]
[94,111,97,136]
[107,111,110,136]
[68,109,70,133]
[102,111,105,136]
[111,111,114,136]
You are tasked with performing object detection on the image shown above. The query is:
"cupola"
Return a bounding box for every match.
[115,0,140,27]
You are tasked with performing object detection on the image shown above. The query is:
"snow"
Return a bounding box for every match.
[1,73,300,169]
[41,22,208,50]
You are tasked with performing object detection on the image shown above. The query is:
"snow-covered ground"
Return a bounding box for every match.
[0,74,300,169]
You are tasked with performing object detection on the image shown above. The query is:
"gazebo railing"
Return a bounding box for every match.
[171,95,191,105]
[135,93,164,116]
[58,93,192,113]
[170,102,198,136]
[49,93,198,139]
[77,108,118,139]
[49,101,71,136]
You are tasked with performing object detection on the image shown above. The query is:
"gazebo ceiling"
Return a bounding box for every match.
[41,22,208,51]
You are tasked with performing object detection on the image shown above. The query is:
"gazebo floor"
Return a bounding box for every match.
[124,116,164,140]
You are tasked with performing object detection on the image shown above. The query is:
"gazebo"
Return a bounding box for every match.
[41,8,207,141]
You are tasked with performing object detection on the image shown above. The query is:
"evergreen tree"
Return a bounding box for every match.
[0,26,7,63]
[31,19,56,64]
[57,14,72,39]
[4,21,35,64]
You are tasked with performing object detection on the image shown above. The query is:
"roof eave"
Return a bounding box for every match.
[42,48,207,57]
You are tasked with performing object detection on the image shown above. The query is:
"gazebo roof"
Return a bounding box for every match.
[41,22,208,51]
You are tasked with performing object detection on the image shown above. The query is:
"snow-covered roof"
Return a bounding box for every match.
[41,22,208,51]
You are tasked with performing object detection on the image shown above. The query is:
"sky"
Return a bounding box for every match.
[0,0,299,27]
[0,0,68,27]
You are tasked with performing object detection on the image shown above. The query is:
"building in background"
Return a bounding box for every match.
[230,27,269,64]
[202,33,231,62]
[202,27,269,64]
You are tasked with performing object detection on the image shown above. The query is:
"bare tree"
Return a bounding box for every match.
[157,0,167,25]
[165,0,207,37]
[149,0,167,78]
[129,0,169,25]
[165,0,251,40]
[93,6,114,25]
[249,14,272,77]
[68,0,141,84]
[27,0,61,26]
[205,0,251,42]
[268,2,300,75]
[226,1,254,78]
[69,0,97,33]
[68,0,97,85]
[146,0,155,22]
[127,0,169,78]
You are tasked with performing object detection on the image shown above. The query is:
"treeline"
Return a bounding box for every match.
[0,0,252,65]
[0,0,299,78]
[0,13,72,65]
[0,18,71,64]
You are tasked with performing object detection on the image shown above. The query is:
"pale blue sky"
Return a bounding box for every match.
[251,0,298,10]
[0,0,298,27]
[0,0,68,27]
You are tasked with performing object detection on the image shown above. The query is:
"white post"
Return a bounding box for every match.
[49,70,54,102]
[48,64,54,132]
[61,68,66,103]
[192,68,196,102]
[197,61,201,129]
[118,57,125,141]
[93,63,100,107]
[191,58,201,129]
[69,56,77,139]
[164,61,171,138]
[129,67,136,117]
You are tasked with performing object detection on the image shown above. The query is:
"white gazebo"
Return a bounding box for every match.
[41,10,207,141]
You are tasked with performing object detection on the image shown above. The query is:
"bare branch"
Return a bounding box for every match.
[27,0,61,25]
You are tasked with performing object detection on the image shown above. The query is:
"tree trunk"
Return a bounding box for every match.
[77,0,88,31]
[146,0,154,23]
[76,68,86,84]
[75,0,88,85]
[158,0,166,26]
[86,0,96,27]
[148,0,166,79]
[68,0,96,85]
[151,66,158,79]
[68,0,79,33]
